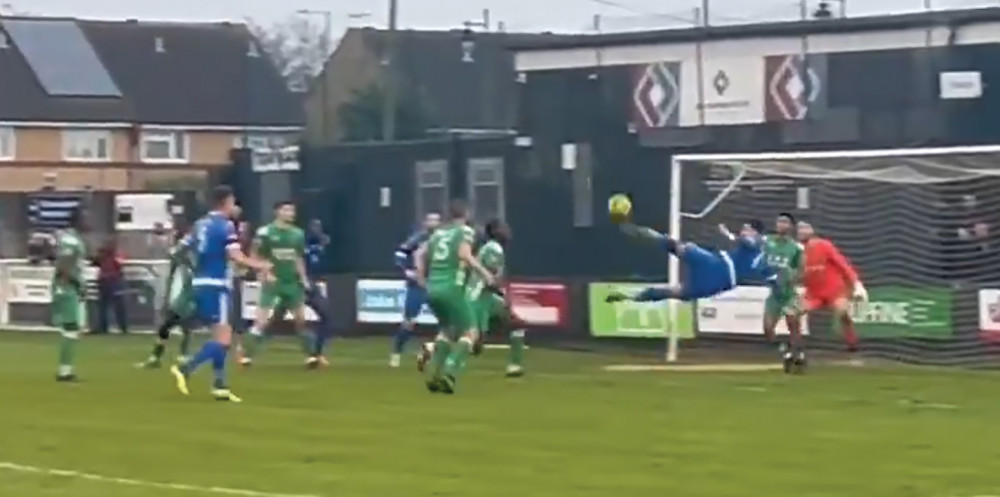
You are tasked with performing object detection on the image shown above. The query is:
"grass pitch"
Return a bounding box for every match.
[1,332,998,497]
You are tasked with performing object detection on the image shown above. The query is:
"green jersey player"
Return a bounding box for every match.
[761,213,805,358]
[414,200,494,394]
[242,201,314,367]
[418,219,526,378]
[138,226,196,369]
[466,220,526,377]
[51,208,90,382]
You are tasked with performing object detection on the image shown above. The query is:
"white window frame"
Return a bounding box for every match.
[415,160,449,222]
[467,157,505,222]
[62,129,111,162]
[0,126,15,160]
[141,130,189,163]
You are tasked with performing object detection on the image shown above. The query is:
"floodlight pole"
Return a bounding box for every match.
[382,0,399,141]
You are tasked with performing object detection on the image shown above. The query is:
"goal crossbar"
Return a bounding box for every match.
[672,143,1000,163]
[661,143,1000,363]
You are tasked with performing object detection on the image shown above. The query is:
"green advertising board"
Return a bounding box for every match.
[846,286,953,338]
[588,283,694,338]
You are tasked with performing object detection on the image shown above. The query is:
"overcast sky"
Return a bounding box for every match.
[12,0,999,34]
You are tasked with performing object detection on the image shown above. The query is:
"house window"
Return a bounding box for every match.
[0,127,15,160]
[467,157,505,222]
[416,160,448,221]
[62,129,111,161]
[141,131,188,162]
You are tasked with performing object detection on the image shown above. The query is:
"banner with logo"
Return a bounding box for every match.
[848,287,952,338]
[680,56,765,126]
[240,281,327,321]
[764,53,828,122]
[977,289,1000,342]
[697,286,810,335]
[507,282,568,327]
[1,259,166,330]
[588,283,694,338]
[356,279,437,324]
[632,61,682,129]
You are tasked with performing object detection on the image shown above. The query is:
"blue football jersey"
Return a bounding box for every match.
[393,230,430,275]
[728,235,765,283]
[305,233,326,278]
[185,211,238,287]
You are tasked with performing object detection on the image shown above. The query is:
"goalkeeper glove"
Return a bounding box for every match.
[853,282,868,301]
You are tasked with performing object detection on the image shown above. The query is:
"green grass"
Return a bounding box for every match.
[1,332,999,497]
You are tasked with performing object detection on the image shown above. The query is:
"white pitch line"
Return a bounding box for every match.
[0,462,322,497]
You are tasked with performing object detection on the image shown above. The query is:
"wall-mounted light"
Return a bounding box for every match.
[460,27,475,63]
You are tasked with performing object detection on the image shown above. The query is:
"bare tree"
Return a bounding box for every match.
[248,15,332,93]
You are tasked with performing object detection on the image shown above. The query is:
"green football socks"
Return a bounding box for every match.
[443,337,474,378]
[508,329,525,367]
[299,330,316,356]
[58,330,78,376]
[178,331,192,357]
[428,335,452,378]
[243,327,265,358]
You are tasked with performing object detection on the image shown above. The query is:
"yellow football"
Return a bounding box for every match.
[608,193,632,223]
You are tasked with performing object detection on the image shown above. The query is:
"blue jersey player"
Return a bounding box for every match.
[389,212,441,367]
[304,218,333,366]
[170,185,270,402]
[605,220,765,304]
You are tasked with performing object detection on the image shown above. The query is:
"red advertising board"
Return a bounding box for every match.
[507,282,568,328]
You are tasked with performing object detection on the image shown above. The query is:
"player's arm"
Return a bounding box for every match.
[394,234,420,277]
[229,226,269,272]
[295,231,309,287]
[719,224,759,248]
[790,242,805,285]
[484,252,506,297]
[822,239,866,300]
[412,241,428,286]
[459,240,494,285]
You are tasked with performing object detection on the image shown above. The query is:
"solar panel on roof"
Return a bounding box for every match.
[2,19,122,97]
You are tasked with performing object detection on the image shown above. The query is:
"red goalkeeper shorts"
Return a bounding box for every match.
[803,284,849,311]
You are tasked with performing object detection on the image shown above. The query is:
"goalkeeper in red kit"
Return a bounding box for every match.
[797,221,868,361]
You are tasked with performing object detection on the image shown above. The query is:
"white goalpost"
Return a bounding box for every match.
[665,144,1000,364]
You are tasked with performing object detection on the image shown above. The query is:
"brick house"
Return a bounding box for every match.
[0,16,302,191]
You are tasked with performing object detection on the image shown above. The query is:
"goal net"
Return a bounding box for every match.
[667,145,1000,366]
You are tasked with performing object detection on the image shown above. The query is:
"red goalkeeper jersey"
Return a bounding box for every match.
[803,237,858,292]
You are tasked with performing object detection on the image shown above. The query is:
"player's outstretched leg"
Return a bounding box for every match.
[391,285,425,367]
[439,295,480,393]
[138,311,181,368]
[506,328,526,378]
[831,297,861,362]
[241,310,269,367]
[173,289,240,401]
[606,285,682,303]
[53,288,84,382]
[619,224,682,255]
[425,333,451,392]
[56,326,80,382]
[307,284,332,366]
[785,311,807,373]
[292,305,320,369]
[177,319,193,363]
[441,330,478,394]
